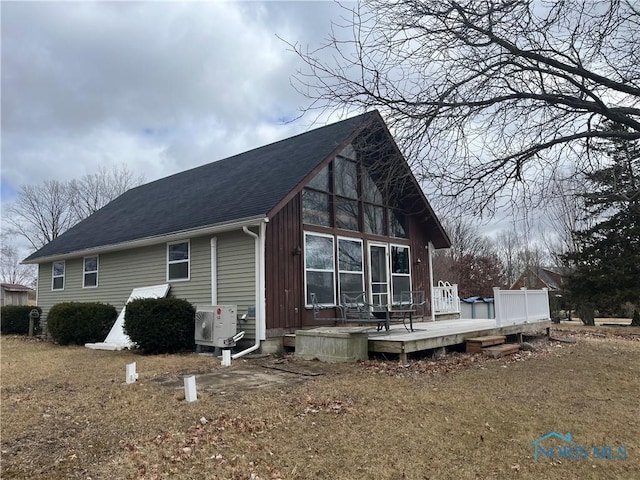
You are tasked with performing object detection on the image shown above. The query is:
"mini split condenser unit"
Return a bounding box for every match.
[194,305,238,348]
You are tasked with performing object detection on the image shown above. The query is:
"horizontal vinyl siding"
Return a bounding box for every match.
[35,232,258,339]
[167,236,212,306]
[217,230,256,339]
[37,238,212,331]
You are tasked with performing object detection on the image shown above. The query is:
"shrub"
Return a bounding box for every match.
[0,306,42,335]
[124,297,195,354]
[47,302,118,345]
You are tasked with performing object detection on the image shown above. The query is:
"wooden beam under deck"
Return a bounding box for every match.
[367,318,551,362]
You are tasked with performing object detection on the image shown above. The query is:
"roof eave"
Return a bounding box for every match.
[22,215,269,264]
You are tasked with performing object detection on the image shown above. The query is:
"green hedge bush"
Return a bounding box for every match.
[47,302,117,345]
[124,297,195,354]
[0,306,41,335]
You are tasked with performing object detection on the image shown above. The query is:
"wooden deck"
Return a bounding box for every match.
[367,318,551,363]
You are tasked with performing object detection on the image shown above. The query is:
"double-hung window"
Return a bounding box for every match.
[167,241,190,281]
[52,261,65,290]
[83,256,98,288]
[304,233,335,305]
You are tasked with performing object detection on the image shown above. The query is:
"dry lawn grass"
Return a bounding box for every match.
[2,327,639,480]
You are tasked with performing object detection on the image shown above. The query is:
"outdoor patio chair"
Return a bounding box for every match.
[399,290,427,320]
[309,292,344,324]
[340,291,389,331]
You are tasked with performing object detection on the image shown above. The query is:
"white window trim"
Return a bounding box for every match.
[167,240,191,282]
[337,236,364,302]
[367,241,390,307]
[303,231,336,307]
[52,260,65,291]
[390,243,412,304]
[82,255,99,288]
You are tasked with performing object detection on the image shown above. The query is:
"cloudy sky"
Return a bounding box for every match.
[2,0,357,205]
[2,0,535,260]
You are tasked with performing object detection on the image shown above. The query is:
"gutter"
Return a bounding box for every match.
[233,221,267,359]
[22,215,269,264]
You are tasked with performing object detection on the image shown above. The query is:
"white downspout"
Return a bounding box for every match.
[233,222,267,359]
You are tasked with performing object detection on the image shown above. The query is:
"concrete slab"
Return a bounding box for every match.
[295,326,370,362]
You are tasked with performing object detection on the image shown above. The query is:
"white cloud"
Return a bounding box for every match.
[1,1,349,198]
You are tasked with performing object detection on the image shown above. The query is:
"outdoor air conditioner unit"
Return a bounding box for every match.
[194,305,237,348]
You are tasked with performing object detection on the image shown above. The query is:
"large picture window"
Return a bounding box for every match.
[338,238,364,298]
[167,241,190,281]
[83,256,98,288]
[302,189,331,227]
[52,261,65,290]
[390,210,408,238]
[304,233,335,305]
[364,204,385,235]
[334,157,358,199]
[391,245,411,303]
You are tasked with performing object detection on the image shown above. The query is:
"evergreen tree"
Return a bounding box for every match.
[564,124,640,325]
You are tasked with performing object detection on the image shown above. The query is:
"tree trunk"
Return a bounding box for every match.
[577,305,595,326]
[632,310,640,327]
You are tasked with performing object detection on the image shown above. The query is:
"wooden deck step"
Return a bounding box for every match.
[283,334,296,348]
[465,335,506,353]
[483,343,520,358]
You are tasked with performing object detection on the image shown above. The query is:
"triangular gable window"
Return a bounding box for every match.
[302,143,405,237]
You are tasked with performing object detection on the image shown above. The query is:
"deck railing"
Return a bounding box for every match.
[493,287,550,326]
[432,281,460,316]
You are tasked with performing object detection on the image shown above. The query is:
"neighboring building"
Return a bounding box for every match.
[511,267,565,291]
[23,111,450,346]
[0,283,36,307]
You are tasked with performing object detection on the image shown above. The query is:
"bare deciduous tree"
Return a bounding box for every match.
[0,234,37,286]
[288,0,640,211]
[494,227,525,287]
[6,180,76,250]
[6,164,144,251]
[69,164,144,220]
[432,217,496,287]
[541,171,587,265]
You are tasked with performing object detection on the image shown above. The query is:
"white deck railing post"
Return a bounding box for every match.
[521,287,529,323]
[493,287,502,326]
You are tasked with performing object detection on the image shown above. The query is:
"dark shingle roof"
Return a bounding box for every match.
[25,112,378,262]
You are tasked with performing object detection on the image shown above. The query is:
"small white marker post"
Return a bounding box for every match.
[125,362,138,384]
[221,349,232,367]
[184,375,197,402]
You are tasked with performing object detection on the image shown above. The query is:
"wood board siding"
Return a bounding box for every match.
[265,194,304,334]
[264,194,438,335]
[216,230,257,339]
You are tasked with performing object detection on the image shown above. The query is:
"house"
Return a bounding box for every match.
[511,266,565,291]
[0,283,36,307]
[23,111,450,351]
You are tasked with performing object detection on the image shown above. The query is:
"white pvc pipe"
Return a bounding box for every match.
[221,349,231,367]
[125,362,138,384]
[184,375,197,402]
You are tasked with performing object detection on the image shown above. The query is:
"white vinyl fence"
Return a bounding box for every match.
[493,287,550,326]
[432,281,460,317]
